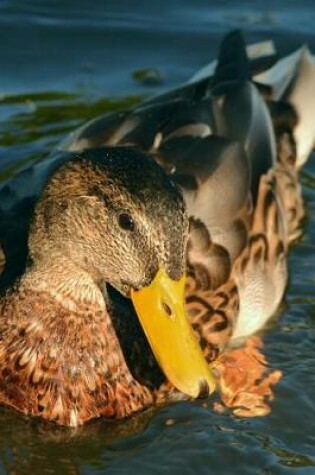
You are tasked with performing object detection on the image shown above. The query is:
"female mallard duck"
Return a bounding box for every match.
[0,31,313,425]
[63,30,312,339]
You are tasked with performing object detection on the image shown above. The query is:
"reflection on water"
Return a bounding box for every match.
[0,0,314,474]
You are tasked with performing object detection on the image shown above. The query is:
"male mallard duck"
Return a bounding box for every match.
[0,147,216,427]
[0,31,313,425]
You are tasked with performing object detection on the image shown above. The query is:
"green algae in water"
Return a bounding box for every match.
[0,91,144,182]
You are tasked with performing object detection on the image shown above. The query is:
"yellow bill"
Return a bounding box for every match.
[131,268,216,398]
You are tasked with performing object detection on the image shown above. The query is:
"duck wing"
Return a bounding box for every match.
[157,134,251,262]
[210,30,277,202]
[62,96,214,153]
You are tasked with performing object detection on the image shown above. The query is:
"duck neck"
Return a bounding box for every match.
[21,251,106,311]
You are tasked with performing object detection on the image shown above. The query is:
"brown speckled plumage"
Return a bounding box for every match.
[0,286,154,426]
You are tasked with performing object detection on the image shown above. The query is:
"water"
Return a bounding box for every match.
[0,1,314,473]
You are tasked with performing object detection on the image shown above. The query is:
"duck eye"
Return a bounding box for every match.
[118,213,135,231]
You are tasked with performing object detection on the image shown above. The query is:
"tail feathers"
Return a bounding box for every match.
[212,30,251,93]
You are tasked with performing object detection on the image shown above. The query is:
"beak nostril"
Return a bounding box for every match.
[198,379,209,399]
[162,301,173,317]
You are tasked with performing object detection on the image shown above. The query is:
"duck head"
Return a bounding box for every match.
[29,147,215,398]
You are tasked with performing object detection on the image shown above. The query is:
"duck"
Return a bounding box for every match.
[0,146,217,427]
[0,31,313,426]
[63,30,309,341]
